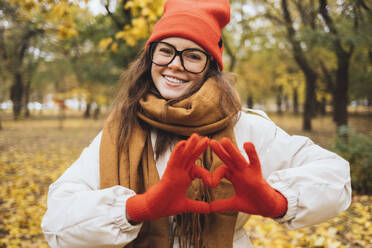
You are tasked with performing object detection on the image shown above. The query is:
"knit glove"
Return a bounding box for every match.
[209,138,288,218]
[126,134,211,223]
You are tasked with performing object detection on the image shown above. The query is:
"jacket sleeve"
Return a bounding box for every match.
[234,111,352,230]
[41,132,142,248]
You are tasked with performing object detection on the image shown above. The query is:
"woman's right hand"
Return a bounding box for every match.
[126,133,211,223]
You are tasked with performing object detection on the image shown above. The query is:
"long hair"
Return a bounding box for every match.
[111,46,241,158]
[111,46,241,248]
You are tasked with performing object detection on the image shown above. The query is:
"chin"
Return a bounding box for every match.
[158,89,186,100]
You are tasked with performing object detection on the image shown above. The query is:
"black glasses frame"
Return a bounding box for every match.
[150,41,210,74]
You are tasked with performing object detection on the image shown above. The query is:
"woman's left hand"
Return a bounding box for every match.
[126,134,211,223]
[209,138,288,218]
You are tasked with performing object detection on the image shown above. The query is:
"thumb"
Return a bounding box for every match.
[210,198,236,213]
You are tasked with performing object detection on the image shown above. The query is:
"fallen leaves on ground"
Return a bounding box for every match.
[0,116,370,247]
[245,195,371,248]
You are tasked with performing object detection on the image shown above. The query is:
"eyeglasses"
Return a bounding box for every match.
[150,41,210,74]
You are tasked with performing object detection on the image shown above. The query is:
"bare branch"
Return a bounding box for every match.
[292,0,307,24]
[319,0,338,35]
[281,0,315,76]
[104,1,124,29]
[318,0,354,57]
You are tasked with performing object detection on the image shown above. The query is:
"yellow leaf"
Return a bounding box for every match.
[98,37,113,50]
[110,42,118,53]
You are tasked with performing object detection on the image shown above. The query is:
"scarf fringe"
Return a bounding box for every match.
[169,177,212,248]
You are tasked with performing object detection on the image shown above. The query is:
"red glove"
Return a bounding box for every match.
[209,138,288,218]
[126,134,211,223]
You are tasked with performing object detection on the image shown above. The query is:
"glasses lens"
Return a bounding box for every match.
[152,42,175,65]
[151,42,209,74]
[182,49,208,73]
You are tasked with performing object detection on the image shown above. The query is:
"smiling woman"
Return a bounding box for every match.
[41,0,352,247]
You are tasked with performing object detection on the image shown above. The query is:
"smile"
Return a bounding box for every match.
[163,75,188,84]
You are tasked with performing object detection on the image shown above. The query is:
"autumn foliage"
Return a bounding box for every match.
[0,116,371,247]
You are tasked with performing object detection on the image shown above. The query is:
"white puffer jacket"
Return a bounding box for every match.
[41,110,352,248]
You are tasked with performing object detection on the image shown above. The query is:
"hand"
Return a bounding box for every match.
[209,138,287,218]
[126,134,211,223]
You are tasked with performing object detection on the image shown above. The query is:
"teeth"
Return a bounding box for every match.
[164,76,186,84]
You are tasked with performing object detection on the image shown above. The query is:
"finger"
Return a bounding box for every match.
[185,199,210,214]
[188,136,209,164]
[243,142,262,169]
[220,138,247,170]
[167,140,187,167]
[210,198,236,213]
[191,166,212,187]
[173,140,187,153]
[183,133,200,157]
[210,165,229,187]
[210,139,231,165]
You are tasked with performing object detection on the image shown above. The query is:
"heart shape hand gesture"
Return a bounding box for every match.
[126,133,287,223]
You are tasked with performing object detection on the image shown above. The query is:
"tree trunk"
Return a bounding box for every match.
[281,0,317,130]
[293,87,299,114]
[24,77,31,118]
[303,72,317,130]
[367,95,372,107]
[10,72,23,120]
[333,57,349,127]
[93,105,100,120]
[276,94,283,114]
[320,96,326,116]
[247,95,254,108]
[276,85,283,114]
[58,101,65,130]
[319,0,353,128]
[84,102,91,118]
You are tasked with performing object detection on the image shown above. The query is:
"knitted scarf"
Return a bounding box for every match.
[100,79,240,248]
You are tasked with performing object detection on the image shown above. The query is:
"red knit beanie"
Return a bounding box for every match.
[146,0,230,70]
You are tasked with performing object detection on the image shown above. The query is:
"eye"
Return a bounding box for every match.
[187,53,202,60]
[155,44,175,57]
[159,47,173,54]
[184,51,203,61]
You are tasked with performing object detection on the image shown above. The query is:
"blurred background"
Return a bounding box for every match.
[0,0,371,247]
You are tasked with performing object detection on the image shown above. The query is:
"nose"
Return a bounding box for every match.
[168,54,184,71]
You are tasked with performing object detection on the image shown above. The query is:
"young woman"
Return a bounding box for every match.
[41,0,351,247]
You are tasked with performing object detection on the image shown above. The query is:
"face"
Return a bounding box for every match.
[150,37,209,100]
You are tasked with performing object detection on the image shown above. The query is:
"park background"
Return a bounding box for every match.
[0,0,371,247]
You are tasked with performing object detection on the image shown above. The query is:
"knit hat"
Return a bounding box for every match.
[146,0,231,70]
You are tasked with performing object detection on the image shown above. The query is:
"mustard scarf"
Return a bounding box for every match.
[100,78,240,247]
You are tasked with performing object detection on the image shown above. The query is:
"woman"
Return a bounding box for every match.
[41,0,352,247]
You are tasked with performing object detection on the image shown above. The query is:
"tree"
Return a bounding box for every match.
[279,0,318,130]
[0,0,80,119]
[318,0,371,127]
[97,0,165,68]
